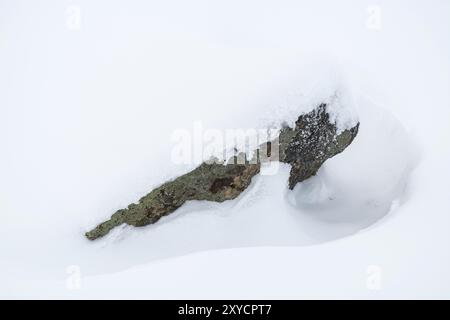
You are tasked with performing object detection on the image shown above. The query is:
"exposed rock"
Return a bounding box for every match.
[85,103,359,240]
[279,104,359,189]
[85,158,260,240]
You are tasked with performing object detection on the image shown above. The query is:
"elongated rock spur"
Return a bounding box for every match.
[85,103,359,240]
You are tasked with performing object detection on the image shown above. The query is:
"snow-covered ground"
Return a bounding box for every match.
[1,0,449,299]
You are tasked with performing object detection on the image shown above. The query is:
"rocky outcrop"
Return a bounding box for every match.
[85,103,359,240]
[279,104,359,189]
[85,159,260,240]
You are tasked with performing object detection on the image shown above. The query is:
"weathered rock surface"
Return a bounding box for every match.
[85,103,359,240]
[86,158,260,240]
[279,104,359,189]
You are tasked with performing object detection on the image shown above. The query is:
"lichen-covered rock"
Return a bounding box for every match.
[85,103,359,240]
[85,157,260,240]
[279,104,359,189]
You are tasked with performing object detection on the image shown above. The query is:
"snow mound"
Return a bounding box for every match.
[287,97,418,235]
[256,62,359,134]
[74,96,417,275]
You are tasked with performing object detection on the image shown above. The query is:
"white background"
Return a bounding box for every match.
[1,0,450,298]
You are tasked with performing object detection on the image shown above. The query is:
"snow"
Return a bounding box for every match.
[257,63,360,134]
[1,0,450,299]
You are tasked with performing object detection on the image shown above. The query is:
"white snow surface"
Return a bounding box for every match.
[1,0,450,299]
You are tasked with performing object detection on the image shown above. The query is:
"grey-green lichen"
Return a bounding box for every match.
[280,103,359,189]
[85,103,359,240]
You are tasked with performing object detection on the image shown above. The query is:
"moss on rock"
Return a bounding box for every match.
[85,103,359,240]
